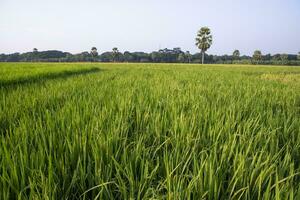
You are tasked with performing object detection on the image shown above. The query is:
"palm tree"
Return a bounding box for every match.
[233,50,240,60]
[32,48,38,61]
[186,51,192,63]
[112,47,119,62]
[195,27,212,64]
[253,50,262,61]
[90,47,98,62]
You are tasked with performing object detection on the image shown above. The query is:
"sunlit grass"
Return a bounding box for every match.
[0,62,300,199]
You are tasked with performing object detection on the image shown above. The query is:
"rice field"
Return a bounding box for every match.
[0,62,300,199]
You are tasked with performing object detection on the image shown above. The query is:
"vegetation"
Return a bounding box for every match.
[1,62,300,199]
[1,49,300,66]
[253,50,263,62]
[233,50,240,60]
[90,47,98,62]
[112,47,120,62]
[195,27,213,64]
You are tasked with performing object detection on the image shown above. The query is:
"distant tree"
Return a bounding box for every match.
[36,50,67,59]
[280,54,288,61]
[150,52,161,62]
[132,52,150,62]
[173,47,182,54]
[272,54,281,61]
[253,50,262,61]
[0,54,6,62]
[232,50,240,60]
[264,54,271,61]
[156,48,180,63]
[298,52,300,60]
[186,51,192,63]
[32,48,39,61]
[123,51,134,62]
[112,47,119,62]
[6,53,21,62]
[90,47,98,61]
[195,27,212,64]
[177,53,186,63]
[212,55,219,63]
[100,52,113,62]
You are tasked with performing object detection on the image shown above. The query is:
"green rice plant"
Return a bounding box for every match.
[0,62,300,199]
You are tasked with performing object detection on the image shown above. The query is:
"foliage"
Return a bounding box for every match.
[253,50,262,61]
[90,47,98,58]
[195,27,213,64]
[1,63,300,199]
[0,49,300,65]
[112,47,119,62]
[233,50,240,60]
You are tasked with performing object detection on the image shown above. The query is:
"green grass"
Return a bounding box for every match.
[0,62,300,199]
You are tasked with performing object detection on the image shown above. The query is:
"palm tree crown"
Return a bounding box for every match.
[195,27,212,64]
[233,50,240,59]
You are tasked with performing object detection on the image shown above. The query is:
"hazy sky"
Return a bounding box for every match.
[0,0,299,55]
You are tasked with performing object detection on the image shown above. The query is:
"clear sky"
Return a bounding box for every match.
[0,0,299,55]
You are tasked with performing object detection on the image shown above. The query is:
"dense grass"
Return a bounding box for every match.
[0,62,300,199]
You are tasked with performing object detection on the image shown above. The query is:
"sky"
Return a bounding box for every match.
[0,0,300,55]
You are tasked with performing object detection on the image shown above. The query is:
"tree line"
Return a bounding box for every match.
[0,27,299,65]
[1,48,299,65]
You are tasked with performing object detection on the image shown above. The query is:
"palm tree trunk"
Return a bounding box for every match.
[202,51,204,64]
